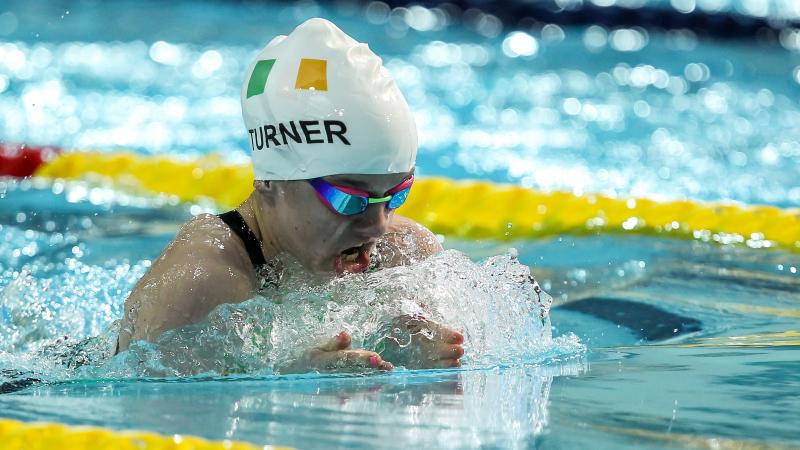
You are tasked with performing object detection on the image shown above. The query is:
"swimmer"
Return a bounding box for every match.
[116,18,465,373]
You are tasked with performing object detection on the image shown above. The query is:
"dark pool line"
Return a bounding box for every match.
[558,297,703,341]
[375,0,799,40]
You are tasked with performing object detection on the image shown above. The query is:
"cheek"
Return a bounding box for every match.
[299,213,332,241]
[277,187,356,269]
[288,200,343,250]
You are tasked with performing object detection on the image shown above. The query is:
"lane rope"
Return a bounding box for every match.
[0,418,292,450]
[3,144,799,251]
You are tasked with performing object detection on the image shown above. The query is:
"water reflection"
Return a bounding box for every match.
[1,362,584,449]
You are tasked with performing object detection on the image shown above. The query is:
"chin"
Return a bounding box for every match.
[307,255,336,275]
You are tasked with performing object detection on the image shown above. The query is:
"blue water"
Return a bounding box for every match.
[2,1,800,449]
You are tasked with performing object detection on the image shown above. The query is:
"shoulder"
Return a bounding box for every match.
[175,213,232,249]
[119,214,255,347]
[170,214,252,269]
[389,215,443,255]
[160,213,258,297]
[150,214,256,292]
[376,215,443,267]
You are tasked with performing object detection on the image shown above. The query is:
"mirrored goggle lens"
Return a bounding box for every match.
[327,190,368,215]
[387,187,411,209]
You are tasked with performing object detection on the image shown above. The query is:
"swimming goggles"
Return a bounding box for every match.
[308,176,414,216]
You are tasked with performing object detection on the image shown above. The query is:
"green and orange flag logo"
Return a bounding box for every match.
[246,58,328,98]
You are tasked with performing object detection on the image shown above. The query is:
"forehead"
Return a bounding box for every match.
[323,171,413,194]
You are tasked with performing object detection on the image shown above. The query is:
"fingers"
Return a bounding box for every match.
[359,352,393,371]
[299,333,399,373]
[376,359,394,371]
[394,315,464,345]
[446,331,464,345]
[399,316,426,334]
[422,321,464,345]
[437,344,464,360]
[337,331,352,349]
[320,349,394,371]
[317,331,352,352]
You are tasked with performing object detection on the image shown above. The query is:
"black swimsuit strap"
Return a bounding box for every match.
[217,210,266,268]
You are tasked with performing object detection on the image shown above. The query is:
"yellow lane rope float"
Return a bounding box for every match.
[31,151,800,252]
[0,418,292,450]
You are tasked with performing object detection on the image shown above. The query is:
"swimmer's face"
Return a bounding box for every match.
[263,171,413,275]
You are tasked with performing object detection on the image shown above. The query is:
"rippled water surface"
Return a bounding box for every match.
[2,0,800,449]
[2,182,799,449]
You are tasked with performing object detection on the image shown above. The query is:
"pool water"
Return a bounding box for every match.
[2,0,800,449]
[2,186,798,449]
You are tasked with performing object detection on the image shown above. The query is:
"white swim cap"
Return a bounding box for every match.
[241,18,418,180]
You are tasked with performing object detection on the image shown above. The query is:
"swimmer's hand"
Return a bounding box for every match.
[376,315,464,369]
[280,331,394,374]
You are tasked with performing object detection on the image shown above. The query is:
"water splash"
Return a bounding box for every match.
[101,250,582,377]
[0,247,584,383]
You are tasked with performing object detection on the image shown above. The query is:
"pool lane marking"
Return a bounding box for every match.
[6,147,799,253]
[0,417,294,450]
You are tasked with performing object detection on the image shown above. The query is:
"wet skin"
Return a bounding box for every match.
[117,172,465,373]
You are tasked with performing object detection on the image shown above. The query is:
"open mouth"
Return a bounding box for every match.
[333,242,373,275]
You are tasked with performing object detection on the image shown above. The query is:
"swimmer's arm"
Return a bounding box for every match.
[120,262,252,348]
[117,223,254,352]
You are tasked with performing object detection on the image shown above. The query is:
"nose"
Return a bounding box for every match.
[355,203,391,238]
